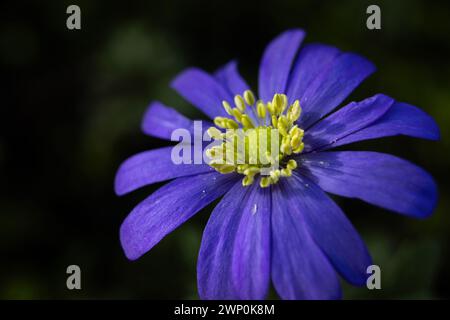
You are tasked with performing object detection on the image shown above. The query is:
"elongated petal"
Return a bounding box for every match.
[197,182,271,300]
[215,60,250,96]
[258,29,305,102]
[271,181,341,300]
[287,174,372,286]
[232,185,271,300]
[326,102,440,149]
[141,101,194,140]
[298,151,438,218]
[304,94,394,152]
[120,172,238,260]
[171,68,232,119]
[287,43,341,104]
[298,53,376,129]
[114,147,213,196]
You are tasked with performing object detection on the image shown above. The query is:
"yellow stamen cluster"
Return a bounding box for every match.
[206,90,304,188]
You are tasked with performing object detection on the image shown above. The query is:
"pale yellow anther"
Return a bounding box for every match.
[214,117,227,128]
[244,166,260,176]
[282,143,292,156]
[270,169,281,183]
[271,177,279,184]
[278,116,288,136]
[242,175,254,186]
[231,108,243,122]
[217,164,236,174]
[237,164,248,174]
[242,173,255,187]
[270,170,279,178]
[234,94,246,112]
[288,125,297,135]
[290,100,301,121]
[278,115,288,128]
[272,94,283,115]
[282,136,292,155]
[225,119,239,129]
[289,125,303,138]
[260,176,271,188]
[207,127,223,140]
[257,101,266,119]
[241,115,254,128]
[209,160,224,168]
[279,94,288,114]
[290,134,302,149]
[222,101,233,115]
[267,102,275,115]
[271,115,278,127]
[287,159,297,170]
[286,104,293,116]
[244,90,255,106]
[281,167,292,177]
[280,142,289,155]
[293,142,305,154]
[282,135,290,146]
[291,131,300,140]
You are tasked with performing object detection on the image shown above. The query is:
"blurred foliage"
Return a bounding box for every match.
[1,0,449,299]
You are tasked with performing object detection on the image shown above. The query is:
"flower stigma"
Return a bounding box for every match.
[206,90,304,188]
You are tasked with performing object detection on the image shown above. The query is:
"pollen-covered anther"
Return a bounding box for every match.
[234,94,246,113]
[207,127,223,140]
[207,91,304,188]
[256,101,266,120]
[244,90,255,106]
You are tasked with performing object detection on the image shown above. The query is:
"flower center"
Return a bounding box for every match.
[206,90,305,188]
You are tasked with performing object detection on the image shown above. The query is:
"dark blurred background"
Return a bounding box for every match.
[1,0,449,299]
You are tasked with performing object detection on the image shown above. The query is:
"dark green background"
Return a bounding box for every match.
[1,0,449,299]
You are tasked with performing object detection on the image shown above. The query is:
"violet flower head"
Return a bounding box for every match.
[114,29,439,299]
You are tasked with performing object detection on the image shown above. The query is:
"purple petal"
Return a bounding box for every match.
[171,68,232,119]
[231,185,271,300]
[120,172,238,260]
[298,53,376,129]
[271,180,341,300]
[287,173,372,286]
[114,147,213,196]
[304,94,394,152]
[258,29,306,102]
[326,102,440,149]
[214,60,250,96]
[286,43,341,104]
[197,182,271,300]
[141,101,194,140]
[298,151,438,218]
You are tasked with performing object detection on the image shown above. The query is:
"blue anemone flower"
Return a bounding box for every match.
[115,29,439,300]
